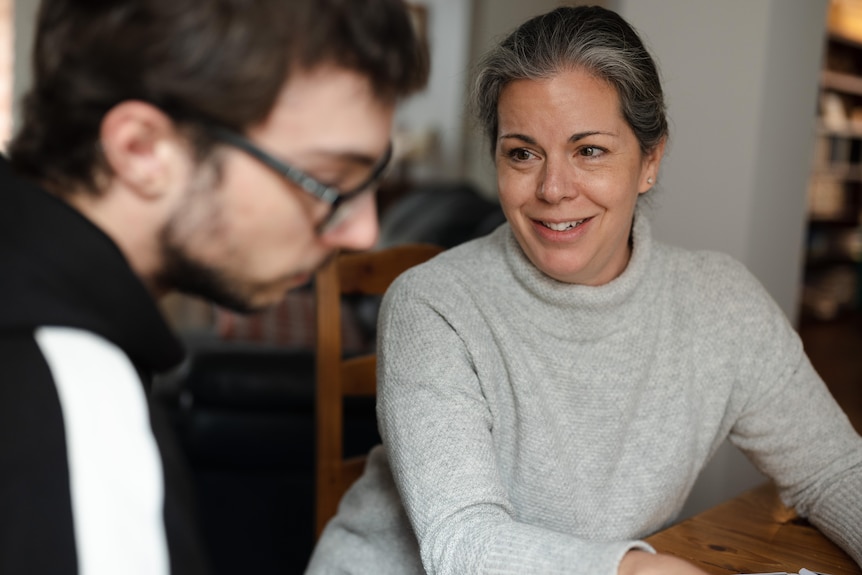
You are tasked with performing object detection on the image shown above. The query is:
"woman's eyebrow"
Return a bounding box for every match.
[568,130,613,143]
[499,133,536,145]
[499,131,616,145]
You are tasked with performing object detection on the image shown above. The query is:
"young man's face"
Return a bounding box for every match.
[159,66,393,311]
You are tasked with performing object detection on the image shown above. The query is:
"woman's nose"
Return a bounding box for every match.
[537,156,578,204]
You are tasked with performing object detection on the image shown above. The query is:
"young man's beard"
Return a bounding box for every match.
[154,162,262,315]
[157,243,261,314]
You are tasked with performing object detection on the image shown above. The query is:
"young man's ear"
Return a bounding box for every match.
[99,101,186,199]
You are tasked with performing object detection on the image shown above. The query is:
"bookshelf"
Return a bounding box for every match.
[803,29,862,321]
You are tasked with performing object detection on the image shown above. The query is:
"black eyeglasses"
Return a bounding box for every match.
[208,125,392,234]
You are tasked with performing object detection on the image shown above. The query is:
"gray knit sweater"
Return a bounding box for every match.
[306,213,862,575]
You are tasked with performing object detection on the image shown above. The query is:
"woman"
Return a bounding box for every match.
[306,6,862,574]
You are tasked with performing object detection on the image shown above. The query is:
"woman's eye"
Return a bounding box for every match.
[509,148,534,161]
[579,146,603,157]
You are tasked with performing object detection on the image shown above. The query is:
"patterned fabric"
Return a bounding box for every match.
[214,288,372,353]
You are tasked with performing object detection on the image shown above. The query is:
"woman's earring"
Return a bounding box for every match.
[647,177,654,185]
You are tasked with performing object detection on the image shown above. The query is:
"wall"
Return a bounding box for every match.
[615,0,827,323]
[0,0,12,148]
[613,0,828,518]
[394,0,473,181]
[11,0,36,133]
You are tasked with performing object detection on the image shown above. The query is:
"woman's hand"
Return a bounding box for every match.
[619,550,711,575]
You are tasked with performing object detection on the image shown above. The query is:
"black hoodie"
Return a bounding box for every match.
[0,156,209,574]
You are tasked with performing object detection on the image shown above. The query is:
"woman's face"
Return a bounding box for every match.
[495,68,664,286]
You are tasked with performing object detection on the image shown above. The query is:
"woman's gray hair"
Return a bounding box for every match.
[472,5,668,157]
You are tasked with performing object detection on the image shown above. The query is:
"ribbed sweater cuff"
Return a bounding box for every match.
[480,522,654,575]
[809,479,862,567]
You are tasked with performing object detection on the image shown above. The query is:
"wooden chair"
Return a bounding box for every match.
[314,243,444,537]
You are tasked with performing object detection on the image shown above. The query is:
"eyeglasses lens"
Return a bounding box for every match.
[319,186,377,234]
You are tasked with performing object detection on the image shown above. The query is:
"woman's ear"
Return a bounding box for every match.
[639,136,667,194]
[99,101,186,199]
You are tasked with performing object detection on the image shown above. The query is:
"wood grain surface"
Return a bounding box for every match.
[646,483,861,575]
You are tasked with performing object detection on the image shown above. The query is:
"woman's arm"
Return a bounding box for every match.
[377,281,655,575]
[732,348,862,566]
[722,265,862,567]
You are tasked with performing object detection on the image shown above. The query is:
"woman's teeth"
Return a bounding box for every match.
[542,219,586,231]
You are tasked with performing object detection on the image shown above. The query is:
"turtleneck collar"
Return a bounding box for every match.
[499,206,660,341]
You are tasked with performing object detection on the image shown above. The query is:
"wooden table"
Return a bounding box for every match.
[646,483,861,575]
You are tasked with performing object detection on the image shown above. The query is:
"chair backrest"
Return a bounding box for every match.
[314,243,443,537]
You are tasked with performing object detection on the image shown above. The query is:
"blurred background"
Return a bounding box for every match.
[3,0,861,572]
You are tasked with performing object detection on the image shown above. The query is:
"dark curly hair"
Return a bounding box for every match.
[8,0,429,195]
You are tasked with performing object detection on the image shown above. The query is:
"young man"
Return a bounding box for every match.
[0,0,428,573]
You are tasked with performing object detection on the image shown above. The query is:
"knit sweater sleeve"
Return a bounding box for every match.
[732,346,862,566]
[718,258,862,567]
[376,276,652,575]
